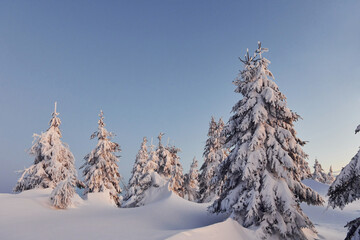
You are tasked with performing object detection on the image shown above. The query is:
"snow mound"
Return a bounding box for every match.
[1,180,359,240]
[166,218,253,240]
[85,190,117,207]
[141,172,172,205]
[0,186,226,240]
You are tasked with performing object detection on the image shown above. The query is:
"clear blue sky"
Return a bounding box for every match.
[0,1,359,193]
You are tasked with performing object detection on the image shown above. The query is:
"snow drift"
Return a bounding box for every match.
[0,179,358,240]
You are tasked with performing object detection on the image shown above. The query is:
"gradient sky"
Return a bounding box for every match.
[0,1,359,193]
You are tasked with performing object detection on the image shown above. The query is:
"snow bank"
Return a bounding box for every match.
[166,218,253,240]
[0,186,226,240]
[301,179,360,240]
[0,179,358,240]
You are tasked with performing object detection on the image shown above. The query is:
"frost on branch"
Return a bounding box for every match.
[81,111,122,206]
[209,43,323,240]
[14,102,77,192]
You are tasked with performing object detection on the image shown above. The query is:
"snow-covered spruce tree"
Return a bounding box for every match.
[144,140,159,173]
[312,159,327,184]
[198,117,228,202]
[14,102,77,192]
[209,43,323,240]
[157,133,185,197]
[123,140,161,207]
[326,166,335,184]
[81,111,122,206]
[157,133,173,179]
[328,125,360,240]
[183,157,199,201]
[50,175,76,209]
[168,145,185,197]
[124,137,149,205]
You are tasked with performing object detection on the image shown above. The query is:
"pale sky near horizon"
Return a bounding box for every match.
[0,1,360,193]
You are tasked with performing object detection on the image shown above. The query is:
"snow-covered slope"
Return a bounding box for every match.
[168,179,359,240]
[0,184,226,240]
[0,179,358,240]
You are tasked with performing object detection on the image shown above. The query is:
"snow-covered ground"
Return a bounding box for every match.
[0,179,358,240]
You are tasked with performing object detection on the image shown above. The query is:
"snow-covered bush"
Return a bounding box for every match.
[328,124,360,240]
[183,157,199,202]
[209,43,323,240]
[81,111,122,206]
[50,176,76,209]
[14,102,77,192]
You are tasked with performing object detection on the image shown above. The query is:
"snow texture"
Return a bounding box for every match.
[1,179,357,240]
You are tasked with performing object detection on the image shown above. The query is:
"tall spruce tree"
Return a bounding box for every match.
[14,102,77,192]
[328,125,360,240]
[209,43,323,240]
[312,159,327,184]
[199,117,228,202]
[184,157,199,202]
[81,111,122,206]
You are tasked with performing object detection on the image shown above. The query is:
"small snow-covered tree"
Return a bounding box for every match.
[325,166,335,185]
[168,145,185,197]
[124,137,149,205]
[199,117,228,202]
[144,140,159,173]
[157,133,185,197]
[157,133,173,178]
[14,102,77,192]
[123,140,161,207]
[81,111,122,206]
[183,157,199,202]
[328,125,360,240]
[50,176,76,209]
[312,159,327,184]
[209,43,323,240]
